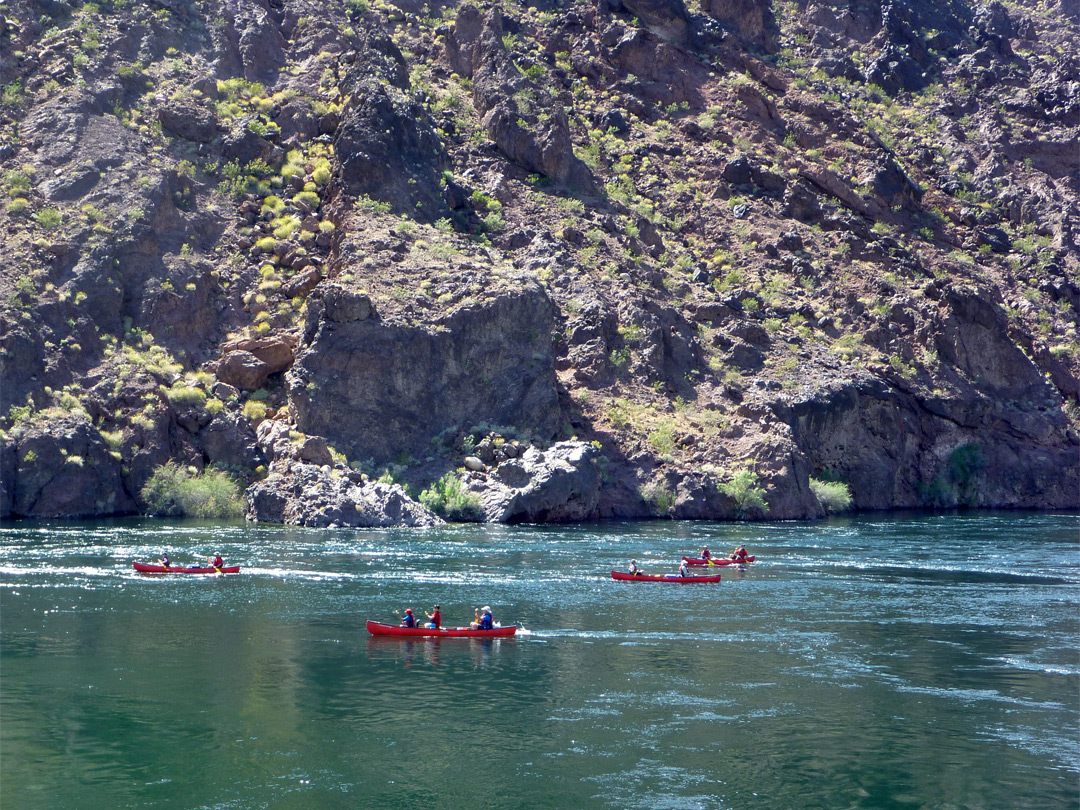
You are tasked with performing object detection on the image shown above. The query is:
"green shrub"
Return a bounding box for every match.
[242,399,268,422]
[642,481,674,516]
[33,208,62,231]
[810,477,852,513]
[140,462,244,518]
[165,385,208,407]
[419,472,483,522]
[293,190,321,208]
[718,468,769,518]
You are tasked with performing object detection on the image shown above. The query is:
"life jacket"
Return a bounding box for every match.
[479,613,493,630]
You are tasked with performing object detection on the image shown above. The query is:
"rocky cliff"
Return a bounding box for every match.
[1,0,1076,523]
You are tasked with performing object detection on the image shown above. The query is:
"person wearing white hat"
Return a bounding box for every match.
[471,605,494,630]
[629,559,644,576]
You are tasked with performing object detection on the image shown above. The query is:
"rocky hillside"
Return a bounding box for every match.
[1,0,1077,524]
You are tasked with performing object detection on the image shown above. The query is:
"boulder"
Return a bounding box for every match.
[461,441,602,523]
[158,100,219,143]
[217,350,271,391]
[220,335,296,375]
[246,463,442,527]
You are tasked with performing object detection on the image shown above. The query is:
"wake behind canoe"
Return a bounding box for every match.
[366,620,517,638]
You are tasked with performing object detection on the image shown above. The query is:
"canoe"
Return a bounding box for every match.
[366,620,517,638]
[683,556,755,566]
[611,570,722,583]
[133,562,241,574]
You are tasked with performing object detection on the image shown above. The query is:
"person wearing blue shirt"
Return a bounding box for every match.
[472,606,494,630]
[398,608,416,628]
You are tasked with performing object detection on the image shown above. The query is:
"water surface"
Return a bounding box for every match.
[2,512,1078,809]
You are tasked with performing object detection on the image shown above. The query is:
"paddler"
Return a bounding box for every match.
[425,604,442,629]
[729,545,748,561]
[209,553,224,570]
[700,546,711,561]
[160,552,171,568]
[629,559,645,576]
[678,560,690,577]
[397,608,417,628]
[470,606,493,630]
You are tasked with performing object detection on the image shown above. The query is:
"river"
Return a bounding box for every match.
[1,511,1077,810]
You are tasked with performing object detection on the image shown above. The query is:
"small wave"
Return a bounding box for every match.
[243,567,361,581]
[990,656,1080,677]
[0,565,114,579]
[799,562,1077,586]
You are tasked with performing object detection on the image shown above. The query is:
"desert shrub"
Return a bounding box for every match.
[140,463,244,518]
[293,190,321,208]
[311,158,332,186]
[165,385,207,407]
[242,399,268,421]
[33,208,62,230]
[810,477,852,513]
[642,481,674,516]
[419,472,483,522]
[718,468,769,518]
[647,420,677,456]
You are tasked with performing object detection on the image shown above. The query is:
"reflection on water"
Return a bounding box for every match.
[1,512,1077,810]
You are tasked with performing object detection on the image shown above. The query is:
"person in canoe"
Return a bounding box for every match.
[160,552,171,568]
[629,559,645,576]
[700,546,712,561]
[425,604,442,629]
[678,560,690,578]
[397,608,417,628]
[471,606,494,630]
[729,545,749,562]
[209,553,225,570]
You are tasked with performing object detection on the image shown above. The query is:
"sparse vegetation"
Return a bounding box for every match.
[419,472,484,522]
[810,478,853,513]
[140,463,245,518]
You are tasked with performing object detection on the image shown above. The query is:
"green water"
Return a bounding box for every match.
[2,513,1077,809]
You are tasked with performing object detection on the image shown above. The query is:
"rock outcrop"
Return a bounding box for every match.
[247,464,443,528]
[288,282,561,465]
[461,441,603,523]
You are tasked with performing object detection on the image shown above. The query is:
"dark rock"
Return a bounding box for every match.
[722,156,753,184]
[865,43,928,94]
[289,283,561,465]
[977,226,1011,253]
[158,100,219,143]
[599,108,631,133]
[700,0,777,48]
[6,414,135,518]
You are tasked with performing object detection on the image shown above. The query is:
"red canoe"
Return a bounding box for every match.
[683,556,755,566]
[366,620,517,638]
[611,570,722,583]
[133,562,241,574]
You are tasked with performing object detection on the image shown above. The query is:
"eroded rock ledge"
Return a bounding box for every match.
[461,440,603,523]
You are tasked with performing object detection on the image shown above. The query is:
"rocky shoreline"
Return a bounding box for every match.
[1,0,1077,526]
